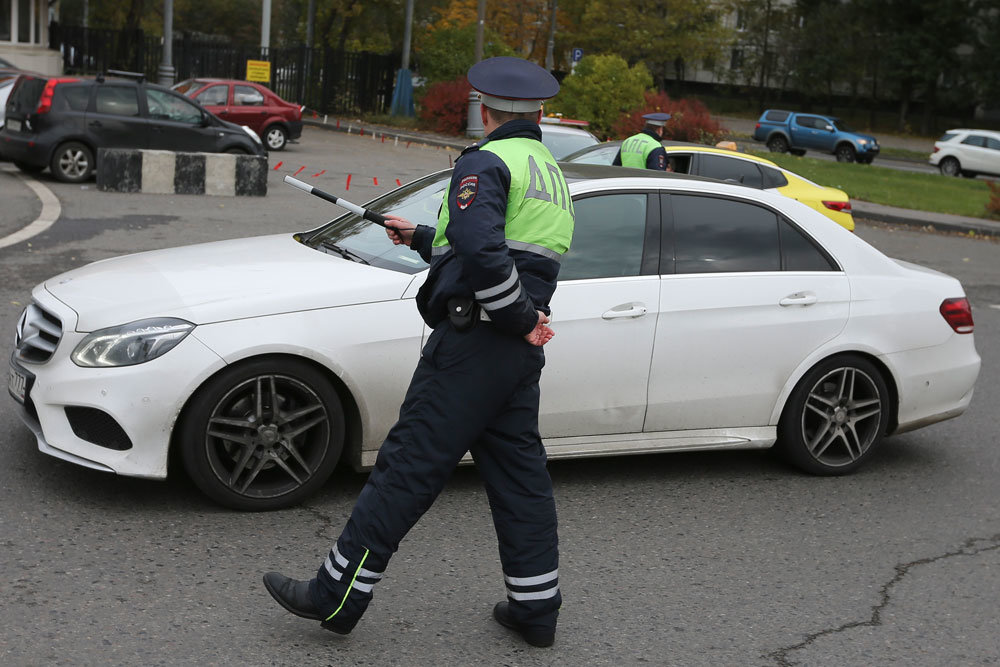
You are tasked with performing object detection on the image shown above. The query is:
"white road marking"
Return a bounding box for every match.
[0,167,62,250]
[989,304,1000,310]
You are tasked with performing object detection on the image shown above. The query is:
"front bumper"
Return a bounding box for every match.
[10,287,227,479]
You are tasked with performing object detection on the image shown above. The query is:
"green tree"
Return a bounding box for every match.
[546,53,651,138]
[416,24,516,83]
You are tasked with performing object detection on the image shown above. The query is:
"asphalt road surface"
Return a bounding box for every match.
[1,128,998,666]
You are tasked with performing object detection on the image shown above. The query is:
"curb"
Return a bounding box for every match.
[852,202,1000,238]
[303,118,468,151]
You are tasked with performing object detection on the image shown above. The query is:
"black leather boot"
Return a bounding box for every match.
[492,601,555,648]
[263,572,322,621]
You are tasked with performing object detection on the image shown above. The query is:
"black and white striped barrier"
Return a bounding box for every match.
[96,148,268,196]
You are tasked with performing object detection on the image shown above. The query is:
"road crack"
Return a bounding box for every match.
[765,533,1000,666]
[300,504,340,542]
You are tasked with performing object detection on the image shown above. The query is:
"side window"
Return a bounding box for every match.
[794,115,816,128]
[962,135,987,147]
[559,193,648,281]
[986,137,1000,151]
[53,85,90,112]
[698,154,763,188]
[145,89,203,124]
[195,84,229,106]
[94,86,139,116]
[672,195,780,274]
[780,220,837,271]
[234,85,265,106]
[764,110,789,122]
[760,165,788,189]
[666,153,692,174]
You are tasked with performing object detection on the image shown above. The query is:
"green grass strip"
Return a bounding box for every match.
[326,547,371,621]
[748,150,994,219]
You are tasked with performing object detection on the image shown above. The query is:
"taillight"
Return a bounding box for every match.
[35,77,79,114]
[755,122,760,129]
[822,200,852,213]
[932,146,939,153]
[940,298,974,334]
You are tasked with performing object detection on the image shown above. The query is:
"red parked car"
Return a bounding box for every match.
[172,79,303,151]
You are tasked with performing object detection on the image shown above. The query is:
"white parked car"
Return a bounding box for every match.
[9,166,981,510]
[539,117,600,159]
[929,128,1000,177]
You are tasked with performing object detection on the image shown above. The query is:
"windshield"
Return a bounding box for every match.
[304,170,451,274]
[542,129,600,159]
[832,118,855,132]
[564,143,619,165]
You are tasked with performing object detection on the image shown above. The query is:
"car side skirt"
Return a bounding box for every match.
[359,427,776,468]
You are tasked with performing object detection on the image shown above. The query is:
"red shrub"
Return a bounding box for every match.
[612,91,727,144]
[418,77,472,136]
[987,181,1000,219]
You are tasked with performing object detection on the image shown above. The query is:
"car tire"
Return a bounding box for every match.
[777,354,890,476]
[13,160,45,174]
[50,141,94,182]
[789,148,806,156]
[179,357,346,511]
[264,125,288,151]
[835,144,856,163]
[939,157,961,177]
[767,135,789,153]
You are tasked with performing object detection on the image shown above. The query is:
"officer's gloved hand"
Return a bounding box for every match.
[524,311,554,347]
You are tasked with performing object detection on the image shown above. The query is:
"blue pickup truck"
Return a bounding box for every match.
[752,109,880,164]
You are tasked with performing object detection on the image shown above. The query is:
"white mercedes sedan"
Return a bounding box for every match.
[9,165,981,510]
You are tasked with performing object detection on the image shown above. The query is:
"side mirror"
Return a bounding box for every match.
[825,124,834,132]
[200,113,212,127]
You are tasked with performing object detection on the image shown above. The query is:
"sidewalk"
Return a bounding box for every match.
[303,118,999,238]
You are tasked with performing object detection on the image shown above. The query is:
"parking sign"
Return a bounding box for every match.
[572,48,584,63]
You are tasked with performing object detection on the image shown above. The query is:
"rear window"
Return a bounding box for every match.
[53,85,90,112]
[938,132,958,142]
[764,110,789,122]
[6,76,47,115]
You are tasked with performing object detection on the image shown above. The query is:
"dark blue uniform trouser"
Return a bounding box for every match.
[310,322,561,634]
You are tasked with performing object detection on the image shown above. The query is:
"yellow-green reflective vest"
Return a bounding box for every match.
[620,132,661,169]
[434,138,574,258]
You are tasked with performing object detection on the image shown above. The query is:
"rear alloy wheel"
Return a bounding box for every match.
[180,358,345,510]
[835,144,856,163]
[50,141,94,182]
[264,125,288,151]
[939,157,961,177]
[778,355,889,475]
[767,135,789,153]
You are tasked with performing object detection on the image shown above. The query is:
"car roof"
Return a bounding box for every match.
[540,123,597,138]
[558,162,721,185]
[944,128,1000,136]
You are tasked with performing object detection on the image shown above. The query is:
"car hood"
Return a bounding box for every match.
[45,234,417,332]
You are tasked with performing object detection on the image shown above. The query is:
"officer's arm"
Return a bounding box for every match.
[445,152,538,336]
[647,146,668,171]
[409,225,436,264]
[612,149,623,166]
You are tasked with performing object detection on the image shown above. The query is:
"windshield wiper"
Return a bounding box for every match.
[320,241,371,265]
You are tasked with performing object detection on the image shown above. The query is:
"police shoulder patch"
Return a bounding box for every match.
[456,175,479,210]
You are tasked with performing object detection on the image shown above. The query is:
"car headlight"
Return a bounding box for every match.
[241,125,262,144]
[857,139,868,146]
[72,318,195,368]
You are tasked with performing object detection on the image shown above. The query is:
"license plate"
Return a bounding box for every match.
[6,118,20,132]
[8,366,27,403]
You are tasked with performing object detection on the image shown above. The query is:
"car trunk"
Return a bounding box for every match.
[4,75,46,122]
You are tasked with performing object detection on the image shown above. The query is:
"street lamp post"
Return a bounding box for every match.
[157,0,175,86]
[466,0,486,138]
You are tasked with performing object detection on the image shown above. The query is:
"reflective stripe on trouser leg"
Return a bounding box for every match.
[468,357,560,632]
[311,324,548,628]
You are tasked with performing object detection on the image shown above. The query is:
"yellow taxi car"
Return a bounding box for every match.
[562,142,855,231]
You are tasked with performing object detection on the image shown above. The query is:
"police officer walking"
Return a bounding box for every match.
[263,56,575,649]
[613,112,672,170]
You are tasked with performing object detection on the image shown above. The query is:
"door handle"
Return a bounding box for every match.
[602,303,648,320]
[779,292,818,307]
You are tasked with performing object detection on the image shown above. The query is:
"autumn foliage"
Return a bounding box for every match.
[417,77,472,135]
[612,91,727,144]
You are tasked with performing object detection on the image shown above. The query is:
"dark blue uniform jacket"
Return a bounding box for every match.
[410,120,562,337]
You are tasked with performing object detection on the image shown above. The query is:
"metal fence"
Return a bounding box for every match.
[49,25,398,115]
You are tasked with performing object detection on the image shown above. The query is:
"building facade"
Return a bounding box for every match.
[1,0,62,74]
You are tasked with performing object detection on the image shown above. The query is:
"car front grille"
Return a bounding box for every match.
[14,303,63,364]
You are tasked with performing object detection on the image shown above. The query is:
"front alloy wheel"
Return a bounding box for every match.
[180,358,345,510]
[779,355,889,475]
[835,144,856,163]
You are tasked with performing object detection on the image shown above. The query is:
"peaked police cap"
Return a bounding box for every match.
[642,112,672,126]
[468,57,560,113]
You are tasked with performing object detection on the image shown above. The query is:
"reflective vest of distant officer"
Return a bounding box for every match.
[613,112,672,170]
